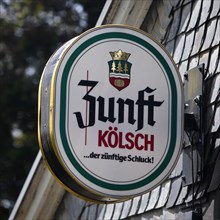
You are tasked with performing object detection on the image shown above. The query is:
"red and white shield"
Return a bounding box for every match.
[108,49,132,91]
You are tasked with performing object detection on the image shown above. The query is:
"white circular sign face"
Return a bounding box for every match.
[51,25,183,198]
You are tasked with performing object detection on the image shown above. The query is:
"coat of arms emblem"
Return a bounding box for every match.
[108,49,132,91]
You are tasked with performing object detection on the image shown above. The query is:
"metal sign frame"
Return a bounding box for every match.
[38,25,183,203]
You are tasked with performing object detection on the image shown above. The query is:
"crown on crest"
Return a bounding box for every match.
[110,49,130,61]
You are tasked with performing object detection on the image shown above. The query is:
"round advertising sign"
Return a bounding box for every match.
[38,25,183,203]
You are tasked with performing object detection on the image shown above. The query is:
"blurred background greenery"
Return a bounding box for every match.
[0,0,105,219]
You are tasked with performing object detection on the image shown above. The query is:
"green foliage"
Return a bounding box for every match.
[0,0,105,218]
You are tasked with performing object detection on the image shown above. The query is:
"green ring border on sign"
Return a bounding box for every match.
[57,31,179,191]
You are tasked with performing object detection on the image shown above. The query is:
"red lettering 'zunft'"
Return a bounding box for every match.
[98,127,154,151]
